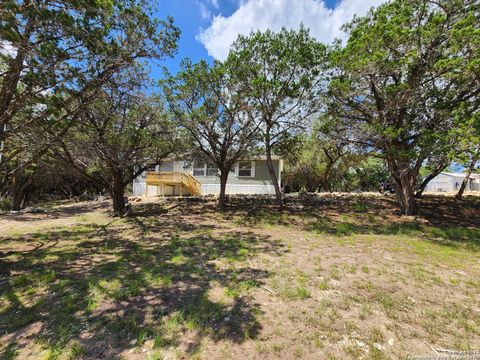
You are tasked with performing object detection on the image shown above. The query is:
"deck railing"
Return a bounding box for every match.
[145,171,201,195]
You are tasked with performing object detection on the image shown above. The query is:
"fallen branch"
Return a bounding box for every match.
[260,285,276,295]
[423,341,439,355]
[96,218,122,235]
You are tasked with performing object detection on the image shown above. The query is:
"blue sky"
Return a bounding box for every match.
[152,0,248,78]
[151,0,364,80]
[151,0,234,77]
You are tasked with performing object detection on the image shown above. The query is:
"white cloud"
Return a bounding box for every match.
[195,0,221,20]
[197,0,388,60]
[196,1,212,20]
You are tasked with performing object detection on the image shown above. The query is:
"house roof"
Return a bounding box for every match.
[438,172,480,179]
[145,155,283,163]
[251,155,282,161]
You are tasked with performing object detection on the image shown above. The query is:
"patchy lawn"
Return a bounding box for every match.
[0,195,479,359]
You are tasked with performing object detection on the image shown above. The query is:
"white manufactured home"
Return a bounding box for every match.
[424,172,480,193]
[132,157,283,196]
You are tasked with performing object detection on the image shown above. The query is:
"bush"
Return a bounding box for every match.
[0,197,12,211]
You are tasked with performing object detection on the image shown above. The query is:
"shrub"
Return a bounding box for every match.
[0,197,12,211]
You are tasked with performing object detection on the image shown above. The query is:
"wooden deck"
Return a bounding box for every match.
[145,171,201,196]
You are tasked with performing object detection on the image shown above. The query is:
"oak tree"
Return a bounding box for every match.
[163,60,260,209]
[225,27,327,205]
[54,87,179,216]
[327,0,480,215]
[0,0,179,142]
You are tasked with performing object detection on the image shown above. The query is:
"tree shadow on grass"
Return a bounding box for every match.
[0,200,111,223]
[418,195,480,228]
[228,196,480,250]
[303,213,480,250]
[0,213,284,358]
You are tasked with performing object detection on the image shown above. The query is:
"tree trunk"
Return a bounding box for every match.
[218,169,229,210]
[111,178,126,217]
[415,163,448,198]
[322,162,334,192]
[265,141,282,207]
[393,171,417,216]
[306,178,317,193]
[0,45,27,137]
[455,156,478,200]
[11,174,33,211]
[12,188,27,211]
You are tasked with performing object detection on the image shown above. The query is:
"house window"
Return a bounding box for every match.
[193,164,206,177]
[206,165,218,177]
[237,161,255,177]
[159,162,174,172]
[193,162,218,177]
[147,164,157,172]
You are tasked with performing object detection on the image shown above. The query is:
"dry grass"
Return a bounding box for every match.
[0,194,479,359]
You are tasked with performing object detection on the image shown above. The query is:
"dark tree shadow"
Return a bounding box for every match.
[228,195,480,249]
[418,195,480,228]
[0,200,111,222]
[0,205,285,358]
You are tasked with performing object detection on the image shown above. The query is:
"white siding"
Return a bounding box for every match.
[133,182,146,196]
[174,161,185,172]
[425,178,454,192]
[424,173,480,193]
[133,183,276,196]
[131,159,281,196]
[201,184,276,195]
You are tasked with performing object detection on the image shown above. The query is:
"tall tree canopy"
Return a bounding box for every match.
[163,59,260,209]
[225,27,327,205]
[0,0,180,212]
[327,0,480,215]
[0,0,179,143]
[0,101,77,210]
[54,86,179,216]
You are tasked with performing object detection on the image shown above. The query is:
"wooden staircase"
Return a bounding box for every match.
[145,172,201,196]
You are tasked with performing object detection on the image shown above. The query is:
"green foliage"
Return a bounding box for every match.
[225,26,328,201]
[326,0,480,214]
[0,197,12,211]
[284,124,389,192]
[283,132,328,192]
[55,91,180,215]
[451,109,480,169]
[343,157,390,192]
[162,59,260,207]
[0,0,180,137]
[0,0,180,210]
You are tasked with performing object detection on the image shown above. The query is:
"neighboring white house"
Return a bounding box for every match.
[423,172,480,193]
[132,157,283,196]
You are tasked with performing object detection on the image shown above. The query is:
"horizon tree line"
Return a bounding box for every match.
[0,0,478,216]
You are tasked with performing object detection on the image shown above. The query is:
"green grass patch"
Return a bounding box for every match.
[279,286,311,300]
